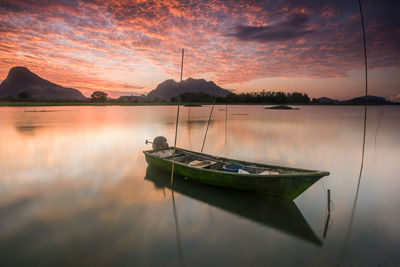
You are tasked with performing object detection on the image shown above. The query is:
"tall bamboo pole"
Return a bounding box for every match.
[171,49,184,185]
[341,0,368,261]
[224,104,228,146]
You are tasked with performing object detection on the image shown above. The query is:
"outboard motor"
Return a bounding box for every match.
[146,136,169,151]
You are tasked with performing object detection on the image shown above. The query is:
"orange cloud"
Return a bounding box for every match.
[0,0,399,97]
[389,94,400,101]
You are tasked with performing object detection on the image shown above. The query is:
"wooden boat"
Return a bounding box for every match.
[143,147,329,200]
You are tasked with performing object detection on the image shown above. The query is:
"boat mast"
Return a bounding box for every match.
[171,48,185,185]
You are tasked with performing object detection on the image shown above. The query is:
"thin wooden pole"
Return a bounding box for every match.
[347,0,369,238]
[340,1,368,261]
[171,49,184,185]
[358,0,368,97]
[188,106,192,150]
[201,99,215,154]
[327,189,331,215]
[225,104,228,122]
[225,104,228,146]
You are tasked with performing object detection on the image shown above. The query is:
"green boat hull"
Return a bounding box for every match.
[143,148,329,200]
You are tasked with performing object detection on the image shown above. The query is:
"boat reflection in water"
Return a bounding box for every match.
[144,166,322,246]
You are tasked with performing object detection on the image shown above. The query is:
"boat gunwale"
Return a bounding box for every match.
[143,147,330,178]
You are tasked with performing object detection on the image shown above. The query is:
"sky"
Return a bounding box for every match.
[0,0,399,100]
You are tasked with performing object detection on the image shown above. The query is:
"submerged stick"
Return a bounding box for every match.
[323,213,331,239]
[171,48,184,185]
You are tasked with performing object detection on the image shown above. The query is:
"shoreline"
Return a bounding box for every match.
[0,101,399,107]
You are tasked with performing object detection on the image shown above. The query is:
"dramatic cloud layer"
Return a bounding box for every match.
[229,13,313,42]
[0,0,399,98]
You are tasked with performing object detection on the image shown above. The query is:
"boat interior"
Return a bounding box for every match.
[147,148,305,175]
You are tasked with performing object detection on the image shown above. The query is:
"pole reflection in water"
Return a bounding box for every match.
[145,166,322,246]
[342,105,368,259]
[373,107,383,156]
[172,190,184,267]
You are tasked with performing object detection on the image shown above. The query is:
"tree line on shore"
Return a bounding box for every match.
[1,90,313,104]
[139,91,312,104]
[3,90,397,105]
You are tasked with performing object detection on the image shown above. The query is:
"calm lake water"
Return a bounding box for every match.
[0,105,399,266]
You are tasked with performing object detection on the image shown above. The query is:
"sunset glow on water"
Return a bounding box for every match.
[0,106,399,266]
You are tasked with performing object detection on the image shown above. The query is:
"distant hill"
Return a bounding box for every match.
[100,90,141,99]
[341,95,395,105]
[317,95,398,105]
[146,78,232,100]
[0,66,86,100]
[317,97,339,104]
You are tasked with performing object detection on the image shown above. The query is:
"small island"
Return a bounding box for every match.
[265,105,299,110]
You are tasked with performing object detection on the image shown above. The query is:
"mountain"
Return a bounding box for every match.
[146,78,232,100]
[0,66,86,100]
[341,95,396,105]
[316,95,398,105]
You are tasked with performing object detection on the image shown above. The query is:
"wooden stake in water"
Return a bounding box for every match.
[171,49,184,185]
[323,189,331,239]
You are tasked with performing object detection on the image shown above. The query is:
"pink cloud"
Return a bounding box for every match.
[0,0,399,97]
[389,94,400,101]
